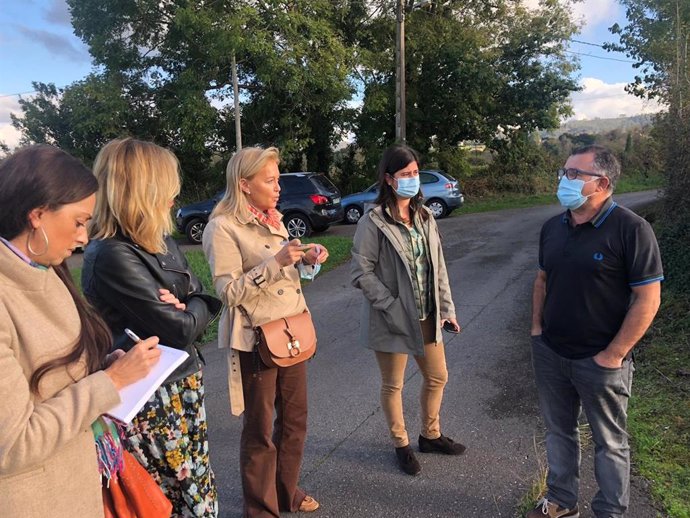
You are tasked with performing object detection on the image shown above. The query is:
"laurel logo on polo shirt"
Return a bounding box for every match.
[593,252,604,261]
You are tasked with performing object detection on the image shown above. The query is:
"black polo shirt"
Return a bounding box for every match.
[538,197,664,359]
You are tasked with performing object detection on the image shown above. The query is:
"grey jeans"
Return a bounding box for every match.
[531,335,634,518]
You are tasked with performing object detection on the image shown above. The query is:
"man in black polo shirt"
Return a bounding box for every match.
[527,146,663,518]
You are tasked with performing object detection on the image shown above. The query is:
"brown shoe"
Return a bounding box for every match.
[298,495,320,513]
[525,498,579,518]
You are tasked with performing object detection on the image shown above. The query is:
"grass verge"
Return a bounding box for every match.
[628,293,690,518]
[517,423,593,516]
[453,176,662,216]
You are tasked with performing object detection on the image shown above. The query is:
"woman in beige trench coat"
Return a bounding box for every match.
[203,146,329,518]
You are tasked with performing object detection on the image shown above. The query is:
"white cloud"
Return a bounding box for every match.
[0,96,21,124]
[569,78,663,120]
[0,96,24,149]
[522,0,619,31]
[0,123,22,149]
[571,0,619,33]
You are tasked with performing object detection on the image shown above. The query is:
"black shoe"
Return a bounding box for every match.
[395,445,421,476]
[418,434,466,455]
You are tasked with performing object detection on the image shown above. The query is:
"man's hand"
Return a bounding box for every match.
[593,349,624,369]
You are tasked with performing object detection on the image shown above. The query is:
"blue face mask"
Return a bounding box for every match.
[557,176,598,210]
[298,262,321,281]
[392,176,420,199]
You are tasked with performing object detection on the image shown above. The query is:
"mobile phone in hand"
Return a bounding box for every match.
[442,321,459,334]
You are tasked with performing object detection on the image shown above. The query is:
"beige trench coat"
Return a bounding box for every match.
[202,211,308,415]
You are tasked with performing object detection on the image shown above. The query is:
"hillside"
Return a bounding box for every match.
[542,114,656,137]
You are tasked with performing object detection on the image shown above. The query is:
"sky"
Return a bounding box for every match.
[0,0,664,149]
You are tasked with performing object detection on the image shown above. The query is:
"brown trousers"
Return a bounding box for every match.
[239,351,308,518]
[374,318,449,448]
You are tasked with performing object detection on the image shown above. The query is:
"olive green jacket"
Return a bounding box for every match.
[351,205,456,356]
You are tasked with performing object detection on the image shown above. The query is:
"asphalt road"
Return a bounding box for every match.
[199,190,665,518]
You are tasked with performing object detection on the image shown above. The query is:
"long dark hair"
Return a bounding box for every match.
[374,144,428,223]
[0,145,113,394]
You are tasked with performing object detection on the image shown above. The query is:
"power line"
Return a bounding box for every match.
[0,39,636,101]
[565,49,636,64]
[571,39,605,48]
[0,90,40,99]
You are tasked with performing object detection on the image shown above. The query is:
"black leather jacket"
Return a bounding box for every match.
[82,233,222,384]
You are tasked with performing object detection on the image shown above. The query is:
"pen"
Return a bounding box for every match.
[124,328,142,343]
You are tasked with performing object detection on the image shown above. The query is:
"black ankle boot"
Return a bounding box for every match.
[418,434,466,455]
[395,445,421,475]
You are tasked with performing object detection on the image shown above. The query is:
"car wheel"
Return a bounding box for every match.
[185,218,206,244]
[344,205,363,224]
[425,198,448,219]
[285,213,312,239]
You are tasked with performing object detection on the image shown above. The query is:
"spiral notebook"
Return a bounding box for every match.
[106,345,189,424]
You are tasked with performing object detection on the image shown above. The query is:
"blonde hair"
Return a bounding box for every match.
[90,138,181,254]
[210,146,280,221]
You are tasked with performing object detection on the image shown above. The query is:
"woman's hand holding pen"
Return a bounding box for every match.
[275,239,311,267]
[105,335,161,390]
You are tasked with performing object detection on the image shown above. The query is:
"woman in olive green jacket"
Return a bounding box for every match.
[351,144,464,476]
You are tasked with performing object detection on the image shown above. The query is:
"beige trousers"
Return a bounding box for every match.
[374,318,449,448]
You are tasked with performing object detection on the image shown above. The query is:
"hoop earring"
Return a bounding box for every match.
[27,227,49,256]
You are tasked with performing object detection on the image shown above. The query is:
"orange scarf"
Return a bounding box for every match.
[247,204,281,230]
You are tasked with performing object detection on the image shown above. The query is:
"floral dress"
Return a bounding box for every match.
[125,370,217,518]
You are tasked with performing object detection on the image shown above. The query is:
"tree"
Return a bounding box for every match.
[12,77,131,163]
[610,0,690,293]
[65,0,357,174]
[14,0,579,195]
[353,0,580,177]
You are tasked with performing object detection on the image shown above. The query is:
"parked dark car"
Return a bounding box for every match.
[175,191,223,245]
[340,169,464,223]
[175,172,343,244]
[277,172,343,238]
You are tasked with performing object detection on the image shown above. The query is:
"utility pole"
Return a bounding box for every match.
[231,53,242,150]
[395,0,406,143]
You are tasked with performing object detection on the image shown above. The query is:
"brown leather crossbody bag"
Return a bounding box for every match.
[239,306,317,368]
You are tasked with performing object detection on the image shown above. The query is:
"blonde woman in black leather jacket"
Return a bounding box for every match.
[82,138,222,518]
